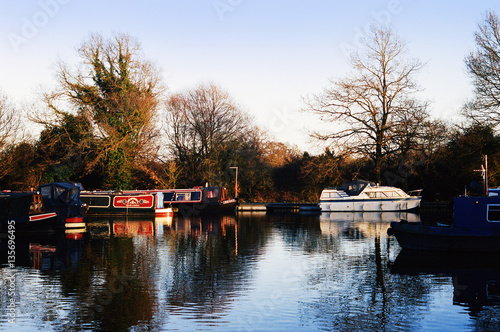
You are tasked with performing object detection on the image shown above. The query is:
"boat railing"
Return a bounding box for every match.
[408,189,423,197]
[30,194,45,213]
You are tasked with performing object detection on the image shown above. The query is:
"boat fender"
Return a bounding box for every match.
[387,228,394,236]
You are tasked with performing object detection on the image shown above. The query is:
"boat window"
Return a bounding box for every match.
[90,196,110,207]
[348,184,360,192]
[206,188,219,199]
[489,189,500,196]
[191,191,201,201]
[54,186,78,203]
[164,193,174,201]
[368,192,388,198]
[322,192,342,199]
[487,204,500,222]
[40,186,52,199]
[55,186,66,199]
[176,193,190,201]
[385,191,402,198]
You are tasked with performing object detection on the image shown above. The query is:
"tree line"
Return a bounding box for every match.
[1,12,500,203]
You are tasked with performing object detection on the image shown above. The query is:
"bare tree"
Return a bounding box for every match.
[0,92,21,152]
[0,92,23,183]
[34,33,164,189]
[304,27,429,182]
[418,119,450,163]
[464,11,500,126]
[166,83,252,185]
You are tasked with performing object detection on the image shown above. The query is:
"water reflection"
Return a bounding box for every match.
[82,214,249,331]
[302,218,412,331]
[391,250,500,330]
[320,211,421,223]
[0,212,498,331]
[0,229,86,270]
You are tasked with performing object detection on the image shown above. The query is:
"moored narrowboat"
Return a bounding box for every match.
[80,186,236,216]
[160,186,238,215]
[80,190,173,216]
[387,194,500,252]
[0,182,85,231]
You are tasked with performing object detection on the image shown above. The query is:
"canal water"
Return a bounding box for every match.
[1,212,499,331]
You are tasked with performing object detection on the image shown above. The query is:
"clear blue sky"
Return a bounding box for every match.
[1,0,499,152]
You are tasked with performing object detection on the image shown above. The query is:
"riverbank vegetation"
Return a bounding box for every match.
[1,12,500,203]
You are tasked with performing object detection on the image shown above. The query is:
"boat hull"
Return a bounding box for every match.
[0,212,59,232]
[319,197,421,212]
[389,221,500,252]
[172,199,238,216]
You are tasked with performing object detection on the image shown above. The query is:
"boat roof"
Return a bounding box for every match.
[37,182,83,207]
[38,182,83,191]
[339,180,376,196]
[324,180,412,196]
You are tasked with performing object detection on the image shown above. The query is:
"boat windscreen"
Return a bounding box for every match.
[338,180,374,196]
[39,182,81,207]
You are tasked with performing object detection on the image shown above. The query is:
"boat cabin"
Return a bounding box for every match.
[320,180,410,200]
[319,180,421,212]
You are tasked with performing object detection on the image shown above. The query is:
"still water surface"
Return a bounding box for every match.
[1,212,499,331]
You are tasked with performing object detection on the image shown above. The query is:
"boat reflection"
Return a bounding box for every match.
[319,212,415,239]
[85,214,237,239]
[391,250,500,317]
[85,215,157,237]
[160,214,236,237]
[320,211,420,223]
[0,228,86,270]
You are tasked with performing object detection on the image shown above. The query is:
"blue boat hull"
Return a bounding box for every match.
[389,195,500,252]
[389,221,500,252]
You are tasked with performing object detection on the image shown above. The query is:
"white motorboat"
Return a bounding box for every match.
[318,180,421,212]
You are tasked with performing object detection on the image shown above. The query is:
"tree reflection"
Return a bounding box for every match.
[278,217,431,330]
[392,250,500,330]
[272,213,327,252]
[162,214,272,319]
[61,224,160,331]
